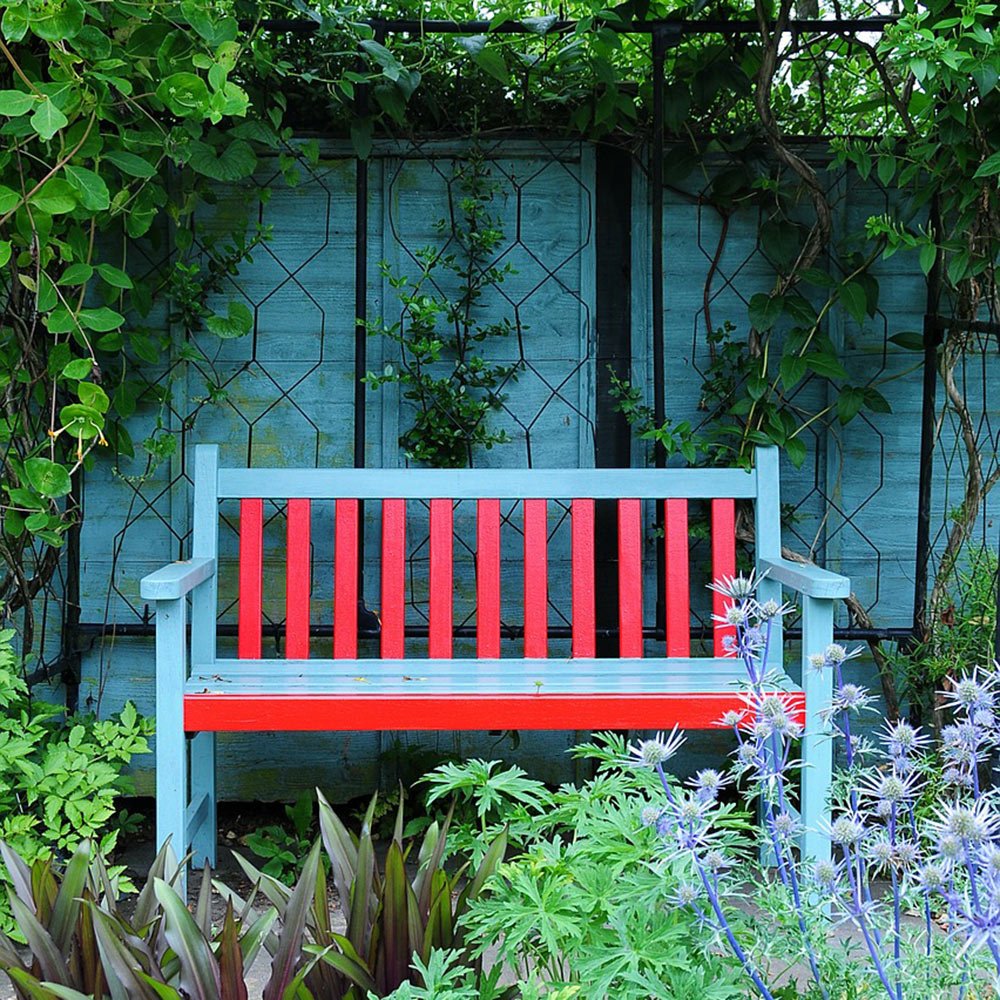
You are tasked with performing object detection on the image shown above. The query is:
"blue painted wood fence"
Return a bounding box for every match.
[74,139,998,800]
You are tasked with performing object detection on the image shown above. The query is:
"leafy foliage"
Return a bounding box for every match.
[0,839,275,1000]
[0,0,285,654]
[244,793,319,884]
[459,755,747,998]
[364,150,520,468]
[0,618,151,939]
[224,789,507,998]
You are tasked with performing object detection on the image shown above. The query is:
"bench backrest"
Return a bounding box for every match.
[187,446,782,664]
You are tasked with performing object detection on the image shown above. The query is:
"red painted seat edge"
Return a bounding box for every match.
[183,691,805,732]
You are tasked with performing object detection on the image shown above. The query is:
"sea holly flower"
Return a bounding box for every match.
[707,570,768,601]
[942,667,998,713]
[879,719,931,759]
[625,725,686,769]
[928,799,999,847]
[689,768,732,803]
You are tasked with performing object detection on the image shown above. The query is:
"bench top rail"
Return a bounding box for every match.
[216,465,759,500]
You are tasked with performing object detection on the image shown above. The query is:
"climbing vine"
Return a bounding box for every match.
[0,1,290,657]
[365,151,521,468]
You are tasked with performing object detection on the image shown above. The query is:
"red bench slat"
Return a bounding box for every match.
[571,498,595,658]
[618,498,643,657]
[285,499,311,659]
[185,691,806,732]
[712,498,737,656]
[333,499,358,659]
[429,499,453,658]
[523,499,548,657]
[664,498,690,656]
[238,498,263,659]
[477,499,501,658]
[381,500,406,659]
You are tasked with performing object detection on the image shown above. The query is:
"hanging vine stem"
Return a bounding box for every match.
[753,0,833,290]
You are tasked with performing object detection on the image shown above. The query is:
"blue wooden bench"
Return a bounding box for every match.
[140,444,849,884]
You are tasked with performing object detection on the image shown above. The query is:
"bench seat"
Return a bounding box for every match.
[183,658,804,731]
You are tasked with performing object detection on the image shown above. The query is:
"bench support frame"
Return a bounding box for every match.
[141,445,846,893]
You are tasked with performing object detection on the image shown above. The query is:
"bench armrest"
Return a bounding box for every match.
[140,557,216,601]
[757,557,850,600]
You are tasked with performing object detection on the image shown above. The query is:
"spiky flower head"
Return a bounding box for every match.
[943,668,997,713]
[893,839,920,868]
[717,709,745,729]
[670,881,701,907]
[812,858,840,892]
[641,804,663,828]
[626,725,686,769]
[703,848,730,872]
[827,815,867,846]
[713,603,750,628]
[929,799,999,847]
[708,571,767,601]
[860,768,921,807]
[832,683,874,714]
[864,835,894,869]
[690,768,731,803]
[880,719,931,759]
[917,862,948,892]
[772,811,801,841]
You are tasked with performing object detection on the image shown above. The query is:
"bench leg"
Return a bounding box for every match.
[800,595,833,866]
[189,732,217,868]
[155,597,188,899]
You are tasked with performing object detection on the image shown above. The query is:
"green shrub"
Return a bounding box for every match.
[0,620,152,938]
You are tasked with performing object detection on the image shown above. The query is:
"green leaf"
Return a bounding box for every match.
[1,6,28,41]
[79,307,124,332]
[351,118,373,160]
[747,293,783,331]
[864,387,892,414]
[96,263,133,289]
[64,165,110,211]
[154,880,221,1000]
[262,842,322,1000]
[206,301,253,339]
[23,458,72,498]
[29,0,84,40]
[30,100,68,141]
[779,352,807,390]
[156,72,211,117]
[785,437,807,468]
[59,403,103,439]
[836,386,866,424]
[185,139,257,181]
[58,262,93,286]
[49,842,90,953]
[919,242,938,276]
[0,185,18,214]
[889,331,924,351]
[0,90,35,116]
[804,351,848,380]
[62,358,93,379]
[523,15,558,33]
[974,151,1000,178]
[471,48,509,85]
[78,382,110,413]
[0,240,10,266]
[839,281,867,325]
[103,150,157,178]
[30,178,76,215]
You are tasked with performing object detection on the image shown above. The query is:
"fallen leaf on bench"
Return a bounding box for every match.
[353,676,369,683]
